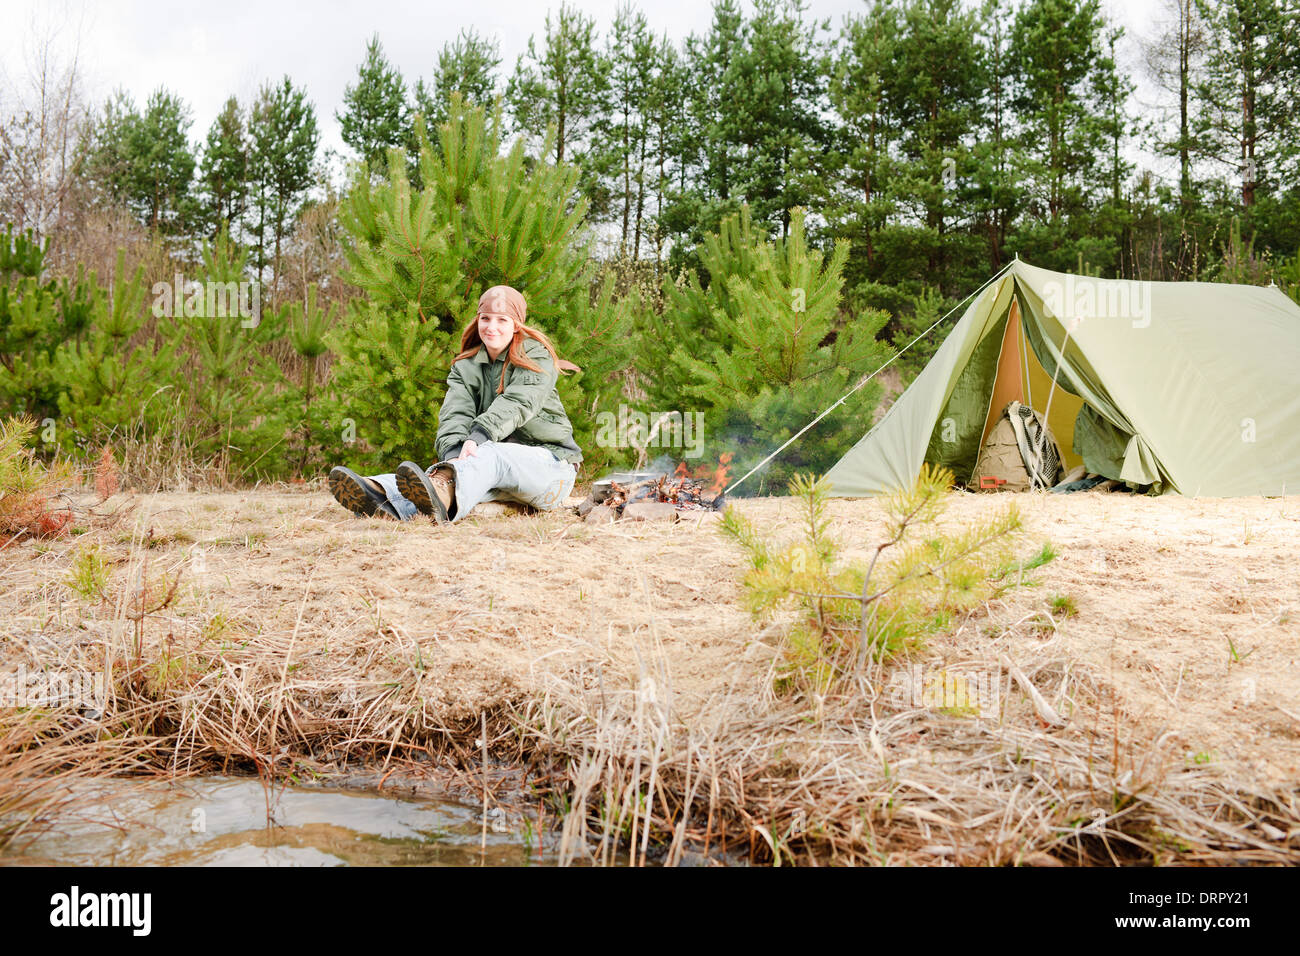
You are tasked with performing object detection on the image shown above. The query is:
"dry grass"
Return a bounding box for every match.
[0,709,164,860]
[2,482,1298,864]
[521,646,1299,866]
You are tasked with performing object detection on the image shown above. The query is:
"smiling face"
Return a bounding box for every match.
[477,311,516,359]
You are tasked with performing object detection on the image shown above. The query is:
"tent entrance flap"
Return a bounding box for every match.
[923,309,1008,479]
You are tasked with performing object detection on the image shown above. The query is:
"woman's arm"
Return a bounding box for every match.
[435,361,478,461]
[470,341,558,442]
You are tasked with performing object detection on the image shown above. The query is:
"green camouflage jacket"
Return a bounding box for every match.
[434,338,583,465]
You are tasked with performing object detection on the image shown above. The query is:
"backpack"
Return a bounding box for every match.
[972,401,1063,491]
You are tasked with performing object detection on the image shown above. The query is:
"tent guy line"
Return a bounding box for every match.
[724,259,1016,497]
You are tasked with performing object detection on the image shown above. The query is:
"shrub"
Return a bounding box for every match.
[53,249,182,455]
[154,230,288,481]
[0,227,95,427]
[277,284,344,477]
[66,542,109,601]
[0,416,78,543]
[721,465,1028,697]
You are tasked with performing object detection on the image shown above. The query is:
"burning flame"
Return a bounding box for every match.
[675,452,733,496]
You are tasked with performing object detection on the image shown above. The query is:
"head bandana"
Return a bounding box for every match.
[478,285,527,327]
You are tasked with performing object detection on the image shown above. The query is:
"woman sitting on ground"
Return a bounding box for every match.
[327,285,582,523]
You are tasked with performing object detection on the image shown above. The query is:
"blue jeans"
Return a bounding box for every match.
[369,441,578,522]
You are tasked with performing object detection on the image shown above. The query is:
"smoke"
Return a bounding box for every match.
[646,453,676,476]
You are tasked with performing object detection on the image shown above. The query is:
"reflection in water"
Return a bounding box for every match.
[19,776,559,866]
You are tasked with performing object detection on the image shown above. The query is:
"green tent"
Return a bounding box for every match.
[823,260,1300,497]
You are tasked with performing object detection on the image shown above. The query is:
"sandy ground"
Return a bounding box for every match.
[5,483,1299,845]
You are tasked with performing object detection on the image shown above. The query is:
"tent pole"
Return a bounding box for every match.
[1019,295,1033,412]
[1033,317,1077,490]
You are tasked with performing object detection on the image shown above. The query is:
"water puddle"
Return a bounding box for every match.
[16,776,560,866]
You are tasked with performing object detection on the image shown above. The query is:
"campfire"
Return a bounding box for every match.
[674,451,733,494]
[577,456,732,523]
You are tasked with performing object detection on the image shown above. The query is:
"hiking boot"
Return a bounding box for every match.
[329,466,399,519]
[430,467,456,520]
[396,461,453,523]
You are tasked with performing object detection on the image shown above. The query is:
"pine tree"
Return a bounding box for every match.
[1095,27,1138,274]
[0,226,94,424]
[878,0,988,292]
[643,34,689,266]
[727,0,833,238]
[278,283,341,475]
[53,252,174,450]
[332,154,458,467]
[884,284,949,383]
[661,0,833,261]
[506,2,610,208]
[659,0,747,270]
[1192,0,1293,206]
[693,0,746,213]
[338,35,409,175]
[54,249,182,452]
[645,206,891,491]
[1143,0,1210,210]
[199,96,249,240]
[334,94,635,472]
[1011,0,1101,223]
[157,229,287,480]
[828,0,989,344]
[412,28,502,130]
[827,0,903,286]
[248,76,320,279]
[972,0,1020,273]
[589,4,657,244]
[86,88,197,234]
[1008,0,1131,271]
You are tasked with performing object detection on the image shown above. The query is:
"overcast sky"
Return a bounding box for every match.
[2,0,1173,182]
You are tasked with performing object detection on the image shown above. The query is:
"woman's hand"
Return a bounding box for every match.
[455,439,479,461]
